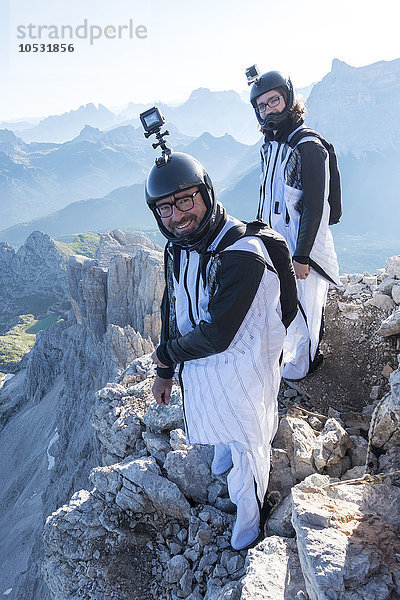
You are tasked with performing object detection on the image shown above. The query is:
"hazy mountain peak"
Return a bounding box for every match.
[307,57,400,154]
[0,129,26,154]
[74,125,103,141]
[188,87,212,100]
[75,103,113,115]
[19,230,55,251]
[187,88,242,103]
[331,58,352,72]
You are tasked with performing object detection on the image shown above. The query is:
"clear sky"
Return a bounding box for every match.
[1,0,399,120]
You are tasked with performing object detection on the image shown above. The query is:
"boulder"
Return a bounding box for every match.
[269,448,296,498]
[241,536,306,599]
[386,256,400,279]
[377,277,398,296]
[164,444,214,503]
[378,445,400,475]
[143,387,184,433]
[348,435,378,470]
[281,416,317,480]
[377,307,400,337]
[371,368,400,449]
[392,284,400,305]
[365,293,395,311]
[142,431,171,463]
[112,456,191,519]
[343,283,365,297]
[313,418,352,471]
[266,494,295,538]
[291,474,400,600]
[166,554,190,584]
[170,428,187,450]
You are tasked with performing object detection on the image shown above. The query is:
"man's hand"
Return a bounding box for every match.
[293,260,310,280]
[152,376,173,406]
[151,349,169,369]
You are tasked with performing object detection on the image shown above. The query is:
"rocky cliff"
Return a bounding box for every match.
[0,232,162,599]
[0,231,70,332]
[307,58,400,155]
[1,237,400,600]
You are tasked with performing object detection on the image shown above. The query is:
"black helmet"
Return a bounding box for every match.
[145,151,216,247]
[250,71,294,132]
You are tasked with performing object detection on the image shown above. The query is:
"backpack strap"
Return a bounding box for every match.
[288,127,328,150]
[213,223,247,254]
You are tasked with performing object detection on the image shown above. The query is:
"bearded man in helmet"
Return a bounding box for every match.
[145,145,296,550]
[250,70,341,381]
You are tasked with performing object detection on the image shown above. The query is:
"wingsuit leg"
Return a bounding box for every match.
[282,270,328,380]
[228,443,261,551]
[211,443,233,476]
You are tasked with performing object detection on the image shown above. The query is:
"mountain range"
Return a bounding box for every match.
[0,125,195,230]
[1,57,400,272]
[307,58,400,155]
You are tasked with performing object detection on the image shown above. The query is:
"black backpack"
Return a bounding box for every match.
[213,220,298,330]
[288,128,342,225]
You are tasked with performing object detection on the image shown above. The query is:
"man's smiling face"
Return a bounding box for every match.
[155,187,207,236]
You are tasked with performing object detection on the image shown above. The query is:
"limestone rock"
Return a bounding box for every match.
[377,307,400,337]
[166,554,190,583]
[281,416,317,480]
[80,265,108,338]
[96,230,161,268]
[266,494,295,538]
[371,367,400,449]
[378,445,400,475]
[103,324,154,377]
[241,536,306,599]
[91,380,153,463]
[344,283,365,297]
[386,255,400,279]
[365,293,395,311]
[392,284,400,305]
[0,231,70,329]
[291,474,400,600]
[377,277,398,296]
[112,456,191,520]
[313,418,352,471]
[143,387,184,433]
[164,444,214,503]
[341,465,365,480]
[142,431,171,463]
[68,233,163,344]
[269,448,296,498]
[348,435,378,470]
[106,248,163,344]
[170,428,187,450]
[363,274,377,287]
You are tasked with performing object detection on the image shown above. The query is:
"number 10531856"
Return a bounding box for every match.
[18,43,75,52]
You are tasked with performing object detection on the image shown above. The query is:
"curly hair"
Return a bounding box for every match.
[275,85,306,125]
[289,97,306,124]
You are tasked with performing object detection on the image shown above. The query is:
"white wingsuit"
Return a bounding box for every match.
[259,125,341,380]
[157,212,289,550]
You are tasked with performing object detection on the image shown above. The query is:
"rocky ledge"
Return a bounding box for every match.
[42,340,400,599]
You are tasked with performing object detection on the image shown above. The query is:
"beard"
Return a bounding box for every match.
[169,213,203,236]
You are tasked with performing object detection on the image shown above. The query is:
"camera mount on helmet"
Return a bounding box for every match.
[141,107,218,248]
[140,106,172,166]
[245,64,261,86]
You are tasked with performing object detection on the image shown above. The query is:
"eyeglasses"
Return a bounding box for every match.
[155,190,199,218]
[257,95,284,114]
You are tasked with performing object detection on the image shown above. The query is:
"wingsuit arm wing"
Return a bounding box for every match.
[156,251,267,365]
[293,141,326,263]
